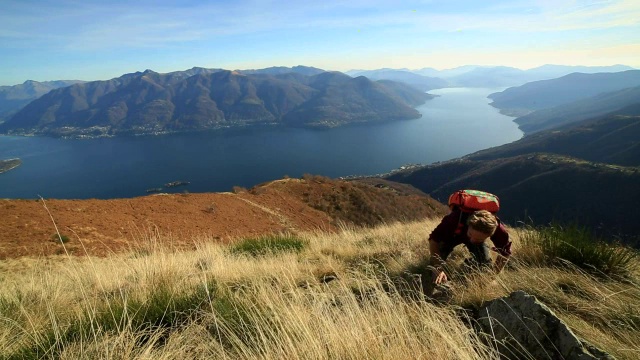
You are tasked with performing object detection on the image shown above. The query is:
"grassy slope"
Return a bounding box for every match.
[254,175,448,227]
[0,219,637,359]
[512,87,640,134]
[469,107,640,166]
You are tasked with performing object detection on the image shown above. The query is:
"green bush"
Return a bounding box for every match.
[51,233,70,243]
[523,223,638,277]
[230,235,306,256]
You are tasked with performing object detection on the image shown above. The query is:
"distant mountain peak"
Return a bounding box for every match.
[0,79,85,120]
[235,66,325,77]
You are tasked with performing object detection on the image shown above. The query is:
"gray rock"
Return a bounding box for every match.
[476,291,615,360]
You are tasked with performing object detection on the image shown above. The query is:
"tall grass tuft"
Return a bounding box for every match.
[520,223,638,277]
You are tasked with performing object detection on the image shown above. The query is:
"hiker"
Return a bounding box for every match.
[427,208,512,290]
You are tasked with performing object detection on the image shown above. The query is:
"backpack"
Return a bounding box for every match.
[448,189,500,213]
[448,190,500,235]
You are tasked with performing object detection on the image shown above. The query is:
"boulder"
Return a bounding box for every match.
[476,291,614,360]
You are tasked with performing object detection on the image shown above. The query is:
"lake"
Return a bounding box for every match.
[0,88,523,199]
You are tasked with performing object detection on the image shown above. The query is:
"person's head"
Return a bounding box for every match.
[466,210,498,244]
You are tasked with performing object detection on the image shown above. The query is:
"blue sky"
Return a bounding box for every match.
[1,0,639,85]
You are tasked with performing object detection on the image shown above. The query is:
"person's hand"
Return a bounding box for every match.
[433,269,448,284]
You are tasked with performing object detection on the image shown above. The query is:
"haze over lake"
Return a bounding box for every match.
[0,88,522,199]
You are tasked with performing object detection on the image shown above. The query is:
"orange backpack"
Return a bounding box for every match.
[448,189,500,213]
[448,190,500,235]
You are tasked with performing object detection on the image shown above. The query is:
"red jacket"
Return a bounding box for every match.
[429,210,512,257]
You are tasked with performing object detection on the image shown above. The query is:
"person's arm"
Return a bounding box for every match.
[429,239,447,284]
[428,212,459,285]
[490,220,512,274]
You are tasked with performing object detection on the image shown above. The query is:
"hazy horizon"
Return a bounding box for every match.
[2,0,639,86]
[4,62,637,87]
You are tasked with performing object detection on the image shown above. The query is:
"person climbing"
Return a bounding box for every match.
[425,190,512,294]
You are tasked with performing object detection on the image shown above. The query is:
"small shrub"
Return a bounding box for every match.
[302,173,330,183]
[522,223,638,277]
[232,186,247,194]
[51,233,70,243]
[204,203,216,213]
[230,235,306,256]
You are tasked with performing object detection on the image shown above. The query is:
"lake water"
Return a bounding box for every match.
[0,88,523,199]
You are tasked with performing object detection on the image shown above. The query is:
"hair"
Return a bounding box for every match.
[467,210,498,235]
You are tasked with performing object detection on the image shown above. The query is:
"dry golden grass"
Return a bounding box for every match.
[0,219,638,359]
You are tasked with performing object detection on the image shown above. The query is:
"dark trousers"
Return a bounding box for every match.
[436,241,492,266]
[424,242,492,295]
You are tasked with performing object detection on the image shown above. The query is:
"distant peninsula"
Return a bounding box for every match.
[0,158,21,174]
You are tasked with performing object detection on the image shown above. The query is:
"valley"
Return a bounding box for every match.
[3,3,640,359]
[2,64,639,243]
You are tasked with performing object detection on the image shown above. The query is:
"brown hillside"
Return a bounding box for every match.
[0,177,446,259]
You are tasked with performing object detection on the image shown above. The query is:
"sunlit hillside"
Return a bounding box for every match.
[1,218,638,359]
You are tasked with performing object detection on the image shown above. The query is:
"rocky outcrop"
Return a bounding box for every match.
[476,291,614,360]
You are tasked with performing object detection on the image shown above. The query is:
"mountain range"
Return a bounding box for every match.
[512,86,640,134]
[347,64,635,88]
[0,67,432,137]
[2,64,636,138]
[344,69,448,91]
[488,70,640,116]
[235,65,326,76]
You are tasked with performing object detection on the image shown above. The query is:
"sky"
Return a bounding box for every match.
[1,0,639,86]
